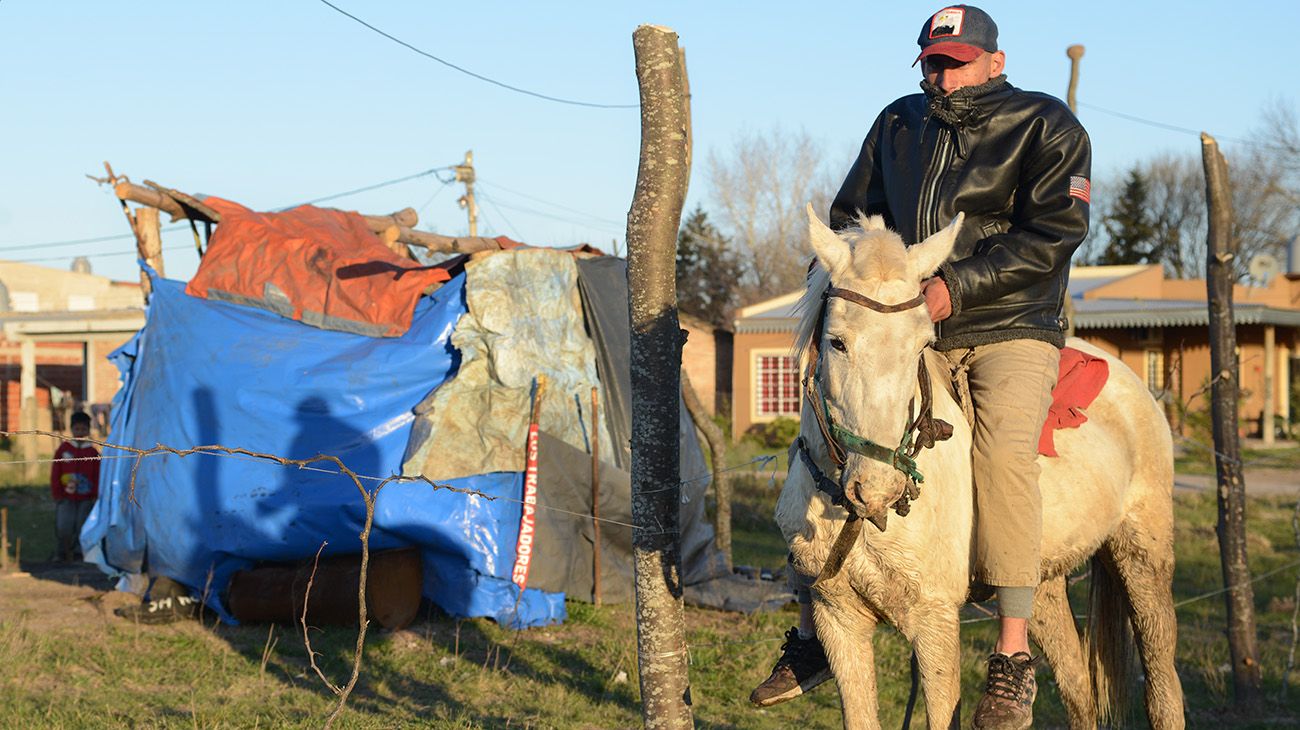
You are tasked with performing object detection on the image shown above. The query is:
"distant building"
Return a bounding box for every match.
[730,264,1300,442]
[0,261,144,441]
[679,311,733,418]
[1071,264,1297,441]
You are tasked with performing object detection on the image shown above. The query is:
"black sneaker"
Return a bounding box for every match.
[748,627,832,707]
[972,652,1037,730]
[113,595,202,625]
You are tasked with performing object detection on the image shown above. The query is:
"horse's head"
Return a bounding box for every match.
[798,205,962,530]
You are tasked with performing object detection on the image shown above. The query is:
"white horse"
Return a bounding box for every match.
[775,207,1184,729]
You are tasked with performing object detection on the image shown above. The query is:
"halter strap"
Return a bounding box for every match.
[826,287,926,314]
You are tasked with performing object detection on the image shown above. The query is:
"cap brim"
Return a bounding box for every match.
[912,42,985,67]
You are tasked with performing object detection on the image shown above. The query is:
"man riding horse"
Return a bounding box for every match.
[750,6,1091,728]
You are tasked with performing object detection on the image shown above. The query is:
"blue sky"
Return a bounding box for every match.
[0,1,1283,282]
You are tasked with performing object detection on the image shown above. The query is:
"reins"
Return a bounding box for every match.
[800,285,953,586]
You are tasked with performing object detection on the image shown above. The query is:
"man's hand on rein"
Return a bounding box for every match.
[921,276,952,322]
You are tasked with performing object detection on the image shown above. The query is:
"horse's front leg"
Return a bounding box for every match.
[813,591,881,730]
[908,603,962,729]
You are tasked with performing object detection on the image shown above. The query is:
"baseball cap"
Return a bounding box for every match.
[914,5,998,67]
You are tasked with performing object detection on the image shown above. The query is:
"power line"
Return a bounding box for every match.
[282,166,455,208]
[3,167,460,262]
[484,196,625,235]
[0,225,186,254]
[1079,102,1294,153]
[316,0,638,110]
[415,179,454,216]
[477,178,624,226]
[476,192,523,240]
[14,243,192,265]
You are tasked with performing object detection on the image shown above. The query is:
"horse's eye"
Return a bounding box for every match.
[829,336,847,353]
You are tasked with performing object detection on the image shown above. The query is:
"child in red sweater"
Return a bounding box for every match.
[50,411,99,562]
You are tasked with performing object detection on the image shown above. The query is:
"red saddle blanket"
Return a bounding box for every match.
[1039,347,1109,457]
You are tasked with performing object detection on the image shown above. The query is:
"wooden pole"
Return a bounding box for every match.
[1062,44,1084,339]
[1202,131,1263,703]
[1,507,10,572]
[20,339,38,482]
[681,370,730,570]
[1065,45,1085,115]
[455,151,478,237]
[134,206,165,294]
[591,386,603,606]
[628,24,693,730]
[1264,325,1276,445]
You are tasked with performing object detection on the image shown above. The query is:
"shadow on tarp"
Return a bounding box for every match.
[81,270,564,628]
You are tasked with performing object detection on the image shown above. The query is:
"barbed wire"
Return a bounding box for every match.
[1,430,777,533]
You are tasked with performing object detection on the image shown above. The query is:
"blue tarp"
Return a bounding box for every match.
[81,270,566,627]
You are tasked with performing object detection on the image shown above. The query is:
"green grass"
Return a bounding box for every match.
[2,470,1300,727]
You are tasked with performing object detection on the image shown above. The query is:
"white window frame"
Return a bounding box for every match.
[751,348,801,423]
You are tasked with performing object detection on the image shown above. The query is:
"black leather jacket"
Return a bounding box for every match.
[829,76,1091,350]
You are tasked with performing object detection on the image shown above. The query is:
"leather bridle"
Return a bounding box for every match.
[799,285,953,585]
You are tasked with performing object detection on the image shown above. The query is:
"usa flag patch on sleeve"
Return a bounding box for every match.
[1069,175,1091,203]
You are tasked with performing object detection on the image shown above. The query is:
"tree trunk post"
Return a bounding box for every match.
[1201,131,1263,704]
[134,206,165,295]
[681,370,730,570]
[628,24,693,730]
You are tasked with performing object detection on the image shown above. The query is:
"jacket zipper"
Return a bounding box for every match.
[917,126,955,338]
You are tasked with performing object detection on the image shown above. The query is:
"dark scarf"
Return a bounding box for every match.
[920,74,1009,128]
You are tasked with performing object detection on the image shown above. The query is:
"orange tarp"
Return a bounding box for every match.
[186,198,451,337]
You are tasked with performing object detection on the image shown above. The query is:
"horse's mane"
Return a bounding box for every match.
[792,215,910,367]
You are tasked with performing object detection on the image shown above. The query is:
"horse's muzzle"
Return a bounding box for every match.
[866,509,888,532]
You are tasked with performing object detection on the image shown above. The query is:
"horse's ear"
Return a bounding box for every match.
[806,203,850,276]
[864,215,887,232]
[908,212,963,278]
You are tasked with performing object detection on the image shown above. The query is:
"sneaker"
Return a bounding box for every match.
[972,652,1037,730]
[113,595,202,625]
[748,627,833,707]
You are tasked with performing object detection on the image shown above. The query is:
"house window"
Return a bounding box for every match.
[755,353,800,417]
[1144,349,1165,392]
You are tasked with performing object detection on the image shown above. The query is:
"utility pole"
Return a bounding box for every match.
[455,150,478,237]
[1065,44,1085,114]
[1062,44,1085,339]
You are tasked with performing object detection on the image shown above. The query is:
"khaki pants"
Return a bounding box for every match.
[943,339,1060,588]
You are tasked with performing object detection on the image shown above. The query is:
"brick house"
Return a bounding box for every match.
[0,261,144,447]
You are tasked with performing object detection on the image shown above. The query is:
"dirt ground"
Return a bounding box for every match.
[1174,467,1299,496]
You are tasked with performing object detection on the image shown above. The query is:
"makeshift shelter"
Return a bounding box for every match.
[81,188,782,628]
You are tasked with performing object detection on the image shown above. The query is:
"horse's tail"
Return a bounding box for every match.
[1087,551,1133,726]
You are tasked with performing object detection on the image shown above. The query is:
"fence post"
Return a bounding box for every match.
[1202,131,1262,704]
[628,23,694,730]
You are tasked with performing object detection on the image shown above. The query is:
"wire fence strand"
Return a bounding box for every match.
[1,430,776,533]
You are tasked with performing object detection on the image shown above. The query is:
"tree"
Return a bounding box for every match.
[705,128,838,305]
[1099,168,1159,265]
[1086,100,1300,280]
[675,206,741,326]
[627,24,693,729]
